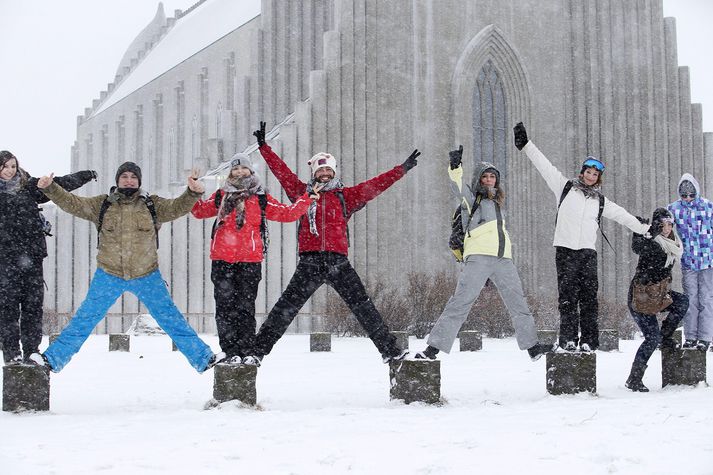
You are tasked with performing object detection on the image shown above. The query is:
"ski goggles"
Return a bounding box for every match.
[680,193,697,199]
[660,217,674,224]
[582,157,605,172]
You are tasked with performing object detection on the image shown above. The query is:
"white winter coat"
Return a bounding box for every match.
[523,141,650,251]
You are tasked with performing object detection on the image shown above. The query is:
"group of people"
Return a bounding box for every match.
[1,118,710,393]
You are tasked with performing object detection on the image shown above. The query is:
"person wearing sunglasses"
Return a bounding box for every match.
[668,173,713,351]
[512,123,650,352]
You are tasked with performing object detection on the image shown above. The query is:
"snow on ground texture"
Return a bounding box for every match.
[1,335,712,474]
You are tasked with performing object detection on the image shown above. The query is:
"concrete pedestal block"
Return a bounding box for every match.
[391,331,409,350]
[49,333,60,345]
[3,365,50,412]
[673,329,683,345]
[661,348,707,387]
[537,330,558,345]
[458,331,482,351]
[546,352,597,395]
[109,334,130,352]
[213,363,257,406]
[310,332,331,352]
[598,329,619,352]
[389,359,440,404]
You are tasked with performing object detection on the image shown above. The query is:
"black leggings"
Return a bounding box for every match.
[252,252,398,358]
[555,247,599,348]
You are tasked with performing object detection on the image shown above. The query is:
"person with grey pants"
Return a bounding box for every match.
[414,146,554,361]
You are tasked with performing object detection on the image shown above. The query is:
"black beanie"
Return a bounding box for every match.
[115,162,142,186]
[652,207,672,225]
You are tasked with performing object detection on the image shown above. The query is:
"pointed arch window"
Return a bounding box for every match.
[473,60,507,180]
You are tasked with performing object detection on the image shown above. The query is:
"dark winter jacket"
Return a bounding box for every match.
[259,144,407,255]
[191,191,311,263]
[631,233,675,285]
[0,171,96,260]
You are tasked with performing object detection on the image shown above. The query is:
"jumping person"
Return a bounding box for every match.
[415,146,554,361]
[513,123,650,352]
[191,152,314,363]
[29,162,224,372]
[625,208,687,392]
[668,174,713,351]
[241,122,419,366]
[0,150,96,365]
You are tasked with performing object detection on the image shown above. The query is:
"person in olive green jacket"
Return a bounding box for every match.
[29,162,224,373]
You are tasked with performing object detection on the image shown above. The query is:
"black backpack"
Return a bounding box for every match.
[449,194,482,262]
[211,189,270,255]
[557,180,613,250]
[97,193,159,248]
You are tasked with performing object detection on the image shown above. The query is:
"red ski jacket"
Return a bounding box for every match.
[259,144,407,255]
[192,191,310,263]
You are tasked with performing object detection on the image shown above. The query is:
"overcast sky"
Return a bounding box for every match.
[0,0,711,176]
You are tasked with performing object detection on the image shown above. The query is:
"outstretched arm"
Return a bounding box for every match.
[264,192,312,222]
[446,145,476,210]
[514,122,568,198]
[154,170,203,223]
[603,198,651,235]
[27,170,97,204]
[191,192,219,219]
[254,122,307,202]
[38,175,104,223]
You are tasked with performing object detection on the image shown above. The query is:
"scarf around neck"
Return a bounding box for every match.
[654,229,683,267]
[306,177,344,235]
[0,174,22,194]
[218,174,264,228]
[571,178,601,199]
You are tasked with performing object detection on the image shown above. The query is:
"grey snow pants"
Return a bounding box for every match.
[427,254,538,353]
[682,267,713,342]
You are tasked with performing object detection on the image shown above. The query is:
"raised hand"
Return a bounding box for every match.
[513,122,529,151]
[187,168,204,193]
[253,121,266,147]
[449,145,463,170]
[309,183,325,201]
[402,149,421,172]
[37,173,54,189]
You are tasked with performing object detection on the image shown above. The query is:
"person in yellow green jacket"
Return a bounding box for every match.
[28,162,224,373]
[415,146,554,361]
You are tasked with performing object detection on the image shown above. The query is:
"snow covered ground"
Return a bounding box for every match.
[1,334,712,474]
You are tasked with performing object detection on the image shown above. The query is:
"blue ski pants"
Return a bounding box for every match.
[44,269,214,372]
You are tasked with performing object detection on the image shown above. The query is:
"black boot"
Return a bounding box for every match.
[414,345,439,360]
[625,362,649,392]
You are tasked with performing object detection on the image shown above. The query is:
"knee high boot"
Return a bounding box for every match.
[625,361,649,392]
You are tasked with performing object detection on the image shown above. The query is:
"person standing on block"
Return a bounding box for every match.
[28,162,224,372]
[625,208,687,392]
[513,122,650,352]
[414,146,554,361]
[0,150,96,365]
[668,174,713,351]
[241,122,418,366]
[191,152,315,364]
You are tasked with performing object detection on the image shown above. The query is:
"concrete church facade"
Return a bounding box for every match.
[42,0,712,333]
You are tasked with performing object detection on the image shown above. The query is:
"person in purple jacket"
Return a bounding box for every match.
[668,173,713,351]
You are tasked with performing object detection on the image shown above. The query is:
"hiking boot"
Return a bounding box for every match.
[625,362,649,392]
[242,355,262,367]
[413,345,439,360]
[4,355,23,366]
[202,352,226,372]
[563,341,577,352]
[695,340,710,352]
[682,339,697,349]
[383,349,409,363]
[659,337,680,351]
[27,353,51,369]
[527,343,556,361]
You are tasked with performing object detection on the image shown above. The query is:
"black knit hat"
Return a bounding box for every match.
[115,162,142,186]
[652,207,673,225]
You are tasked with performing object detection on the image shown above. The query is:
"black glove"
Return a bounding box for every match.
[513,122,528,151]
[77,170,97,182]
[449,145,463,170]
[253,121,266,147]
[90,170,97,181]
[402,149,421,172]
[635,216,650,225]
[650,221,663,239]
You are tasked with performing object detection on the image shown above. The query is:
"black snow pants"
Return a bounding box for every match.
[0,254,45,362]
[251,252,399,359]
[211,260,262,359]
[555,247,599,349]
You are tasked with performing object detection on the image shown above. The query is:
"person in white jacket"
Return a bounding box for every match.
[513,122,650,352]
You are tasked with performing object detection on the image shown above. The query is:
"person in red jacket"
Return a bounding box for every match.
[241,122,420,366]
[191,153,315,363]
